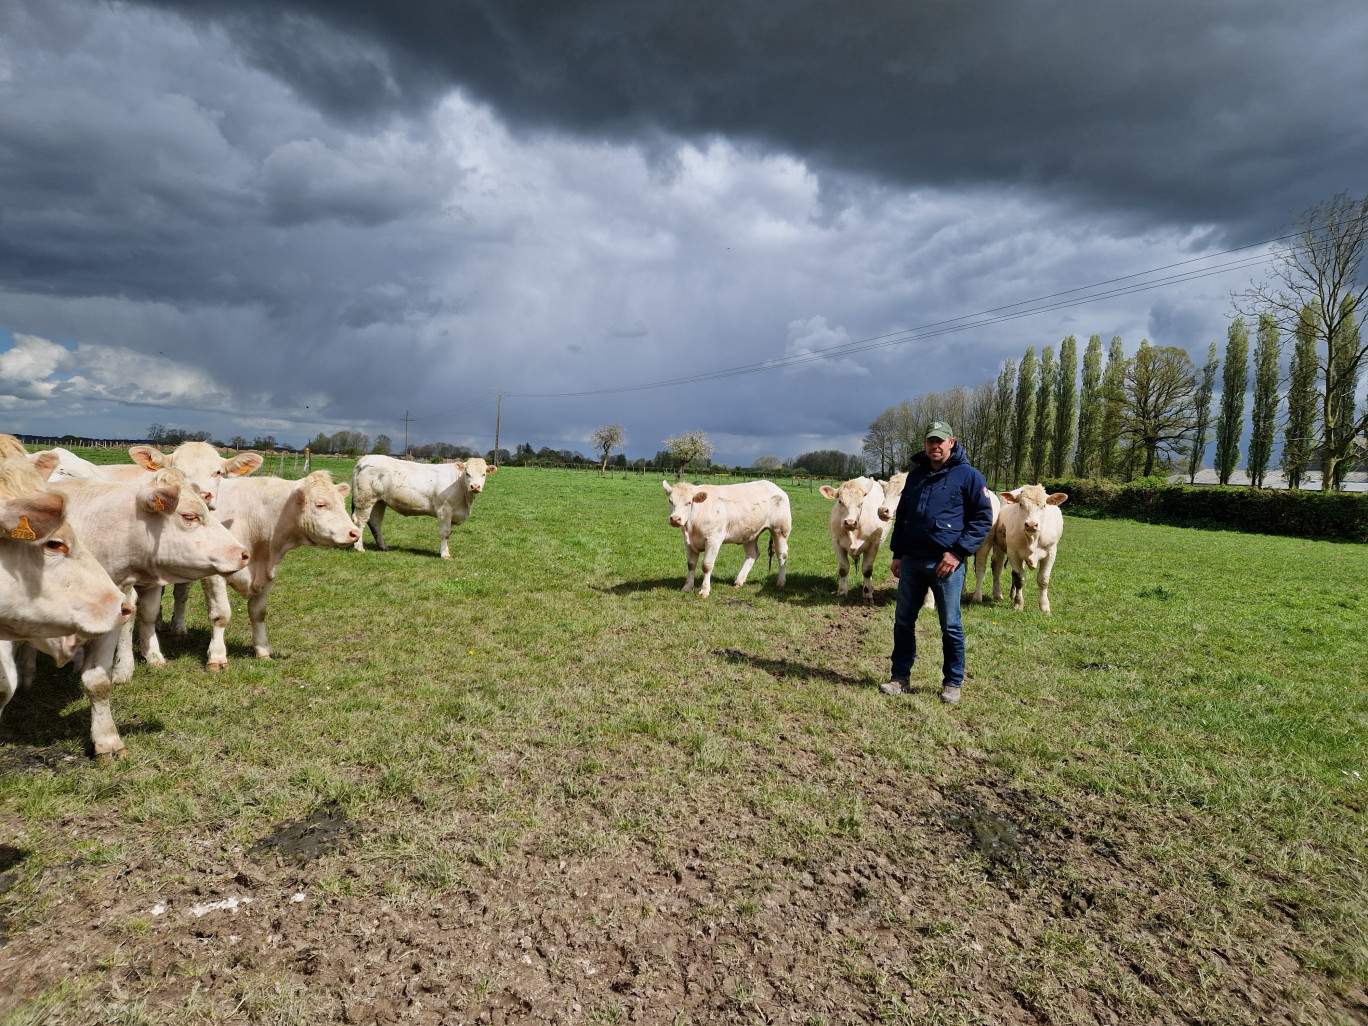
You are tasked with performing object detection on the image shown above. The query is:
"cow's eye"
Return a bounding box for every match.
[44,538,69,554]
[315,502,327,509]
[181,513,201,524]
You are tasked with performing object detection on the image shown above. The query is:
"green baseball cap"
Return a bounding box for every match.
[924,421,954,441]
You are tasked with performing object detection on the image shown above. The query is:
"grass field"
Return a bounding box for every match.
[1,461,1365,1025]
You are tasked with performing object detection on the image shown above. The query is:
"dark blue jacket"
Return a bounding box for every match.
[889,442,996,562]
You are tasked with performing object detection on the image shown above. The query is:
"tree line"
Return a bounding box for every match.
[863,194,1368,492]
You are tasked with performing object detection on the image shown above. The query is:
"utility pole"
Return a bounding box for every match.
[403,410,410,456]
[493,392,504,466]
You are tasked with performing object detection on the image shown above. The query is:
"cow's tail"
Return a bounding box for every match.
[767,526,775,571]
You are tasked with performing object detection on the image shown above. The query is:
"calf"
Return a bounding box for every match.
[48,469,250,757]
[352,455,496,559]
[151,472,359,669]
[991,484,1067,612]
[662,479,790,598]
[819,476,891,602]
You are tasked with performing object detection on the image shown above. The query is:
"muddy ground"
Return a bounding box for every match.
[2,607,1365,1025]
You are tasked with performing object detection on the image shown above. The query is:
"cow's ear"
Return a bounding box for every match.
[0,493,64,541]
[225,452,264,477]
[661,480,672,493]
[453,461,466,472]
[334,482,351,498]
[138,482,179,515]
[819,485,838,499]
[30,451,59,481]
[485,465,497,474]
[999,491,1018,504]
[1046,492,1069,506]
[129,445,166,470]
[692,490,708,503]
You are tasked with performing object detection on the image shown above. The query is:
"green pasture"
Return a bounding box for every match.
[1,462,1366,1023]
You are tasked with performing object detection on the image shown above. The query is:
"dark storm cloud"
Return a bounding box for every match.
[132,0,1368,236]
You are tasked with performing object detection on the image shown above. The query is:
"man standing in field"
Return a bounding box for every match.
[884,422,996,704]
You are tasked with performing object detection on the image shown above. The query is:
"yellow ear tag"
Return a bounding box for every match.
[10,517,37,540]
[152,495,166,512]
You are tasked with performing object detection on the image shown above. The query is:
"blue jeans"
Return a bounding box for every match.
[890,557,966,687]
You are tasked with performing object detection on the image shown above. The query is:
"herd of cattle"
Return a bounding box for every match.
[0,436,1064,761]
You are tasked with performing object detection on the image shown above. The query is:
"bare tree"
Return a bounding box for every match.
[663,430,714,480]
[591,423,625,475]
[1240,193,1368,490]
[1120,340,1198,479]
[752,455,781,471]
[862,407,899,476]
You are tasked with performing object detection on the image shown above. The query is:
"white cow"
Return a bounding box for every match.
[662,479,790,598]
[0,453,130,643]
[819,476,892,602]
[991,484,1068,613]
[47,469,251,757]
[351,455,496,559]
[965,489,1004,604]
[29,447,112,484]
[103,442,264,509]
[876,472,908,522]
[150,471,360,669]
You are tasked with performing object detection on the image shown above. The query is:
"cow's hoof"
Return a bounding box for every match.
[440,552,452,560]
[207,661,226,673]
[171,627,188,637]
[145,653,166,668]
[95,747,128,762]
[256,650,273,660]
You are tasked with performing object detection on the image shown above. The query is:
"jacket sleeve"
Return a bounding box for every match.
[951,471,995,559]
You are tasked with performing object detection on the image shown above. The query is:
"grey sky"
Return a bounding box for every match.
[2,0,1365,462]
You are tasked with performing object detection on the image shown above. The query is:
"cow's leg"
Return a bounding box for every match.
[834,540,850,596]
[681,540,699,593]
[860,547,877,604]
[136,584,167,668]
[81,630,126,759]
[16,643,36,690]
[351,498,370,552]
[247,583,275,659]
[0,641,16,718]
[773,528,788,589]
[437,508,454,559]
[205,575,233,671]
[1037,549,1056,614]
[734,539,759,588]
[970,544,989,603]
[111,586,137,683]
[1009,555,1025,611]
[991,545,1006,601]
[169,582,193,636]
[698,537,725,598]
[367,501,388,552]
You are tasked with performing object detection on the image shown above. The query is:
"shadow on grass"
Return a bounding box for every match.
[714,646,870,690]
[0,653,166,754]
[601,573,894,607]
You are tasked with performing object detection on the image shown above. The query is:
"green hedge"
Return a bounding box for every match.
[1036,479,1368,543]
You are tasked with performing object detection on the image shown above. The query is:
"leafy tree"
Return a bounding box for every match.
[1247,315,1280,487]
[373,434,393,455]
[793,450,864,477]
[250,435,277,451]
[1120,340,1198,479]
[1073,335,1103,476]
[1098,336,1127,479]
[752,455,781,471]
[987,358,1016,488]
[590,423,625,475]
[1050,335,1077,478]
[484,448,512,464]
[1213,316,1249,484]
[663,430,715,479]
[1187,342,1219,483]
[1030,345,1056,481]
[1010,347,1037,486]
[1240,192,1368,490]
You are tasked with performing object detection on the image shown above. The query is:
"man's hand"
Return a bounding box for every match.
[890,557,901,579]
[935,551,960,578]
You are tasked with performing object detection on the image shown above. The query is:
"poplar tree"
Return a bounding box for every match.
[989,358,1016,488]
[1010,348,1036,486]
[1073,334,1103,476]
[1213,316,1249,485]
[1098,336,1127,479]
[1282,306,1319,489]
[1246,314,1280,487]
[1050,335,1077,478]
[1187,342,1219,483]
[1327,298,1360,490]
[1030,345,1056,481]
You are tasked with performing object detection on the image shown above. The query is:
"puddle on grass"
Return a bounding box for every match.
[249,804,356,863]
[941,806,1028,875]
